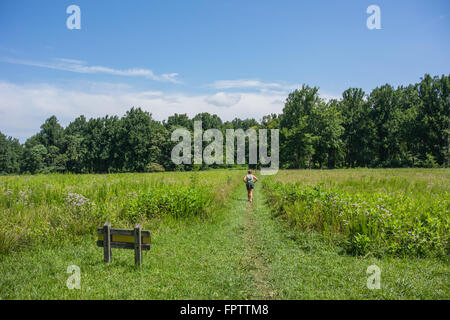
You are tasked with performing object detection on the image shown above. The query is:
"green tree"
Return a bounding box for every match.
[0,132,23,174]
[311,100,344,168]
[340,88,375,167]
[118,107,167,172]
[22,143,47,174]
[39,115,64,149]
[416,74,450,165]
[280,85,321,168]
[369,84,407,166]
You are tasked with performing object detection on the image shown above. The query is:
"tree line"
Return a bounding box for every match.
[0,74,448,174]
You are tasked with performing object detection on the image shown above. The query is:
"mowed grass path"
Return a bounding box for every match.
[1,171,449,299]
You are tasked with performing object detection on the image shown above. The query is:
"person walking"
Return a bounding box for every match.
[244,170,258,202]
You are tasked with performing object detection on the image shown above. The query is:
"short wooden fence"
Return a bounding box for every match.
[97,222,151,266]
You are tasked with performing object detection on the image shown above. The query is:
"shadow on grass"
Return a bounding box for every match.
[231,197,249,202]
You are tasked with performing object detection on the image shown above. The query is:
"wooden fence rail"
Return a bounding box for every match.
[96,222,151,266]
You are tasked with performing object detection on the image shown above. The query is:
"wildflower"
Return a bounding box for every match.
[16,190,32,205]
[66,193,94,208]
[4,190,13,196]
[18,190,31,199]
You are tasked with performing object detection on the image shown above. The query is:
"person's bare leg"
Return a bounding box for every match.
[247,189,251,201]
[249,189,253,201]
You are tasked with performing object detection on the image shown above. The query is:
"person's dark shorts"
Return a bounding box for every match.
[246,183,254,190]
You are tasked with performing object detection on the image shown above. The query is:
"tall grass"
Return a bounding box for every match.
[0,171,241,253]
[123,183,215,221]
[263,169,449,258]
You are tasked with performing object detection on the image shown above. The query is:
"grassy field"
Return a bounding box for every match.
[0,171,238,253]
[263,169,449,258]
[0,169,449,299]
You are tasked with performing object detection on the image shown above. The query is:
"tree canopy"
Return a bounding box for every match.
[1,74,449,174]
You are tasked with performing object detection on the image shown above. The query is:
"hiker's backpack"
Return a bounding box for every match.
[246,174,255,188]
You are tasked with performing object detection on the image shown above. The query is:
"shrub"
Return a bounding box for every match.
[146,162,165,172]
[123,183,214,221]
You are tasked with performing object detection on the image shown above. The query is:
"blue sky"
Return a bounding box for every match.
[0,0,449,141]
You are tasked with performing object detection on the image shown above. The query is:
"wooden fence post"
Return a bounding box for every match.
[103,222,111,263]
[134,224,142,267]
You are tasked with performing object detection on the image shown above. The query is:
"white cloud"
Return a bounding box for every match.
[0,81,340,142]
[208,79,297,91]
[54,58,86,65]
[0,57,180,83]
[204,92,241,107]
[0,81,285,142]
[320,92,341,101]
[208,79,340,101]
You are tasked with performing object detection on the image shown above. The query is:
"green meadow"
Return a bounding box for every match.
[0,169,448,299]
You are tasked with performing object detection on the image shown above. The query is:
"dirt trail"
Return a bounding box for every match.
[240,199,275,299]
